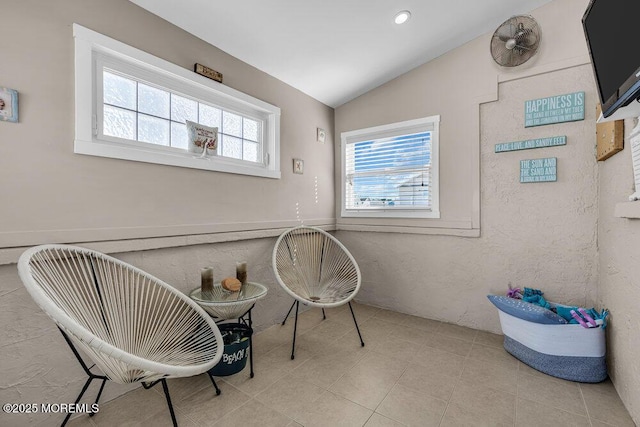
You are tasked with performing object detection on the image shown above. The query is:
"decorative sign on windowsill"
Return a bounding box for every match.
[495,136,566,153]
[520,157,557,183]
[525,92,584,127]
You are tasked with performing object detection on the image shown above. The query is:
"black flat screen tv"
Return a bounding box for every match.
[582,0,640,118]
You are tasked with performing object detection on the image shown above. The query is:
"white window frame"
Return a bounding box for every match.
[73,24,281,179]
[341,116,440,219]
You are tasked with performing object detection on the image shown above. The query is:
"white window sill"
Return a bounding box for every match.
[336,223,480,237]
[614,201,640,219]
[74,139,281,179]
[341,210,441,219]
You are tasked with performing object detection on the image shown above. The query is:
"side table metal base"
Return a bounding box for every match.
[208,303,257,395]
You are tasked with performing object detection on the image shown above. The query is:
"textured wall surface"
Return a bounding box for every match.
[337,64,599,332]
[334,0,597,331]
[597,118,640,424]
[333,0,640,421]
[0,237,297,426]
[0,0,331,424]
[2,0,639,424]
[0,0,334,249]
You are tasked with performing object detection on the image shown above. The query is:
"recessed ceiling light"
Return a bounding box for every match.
[394,10,411,25]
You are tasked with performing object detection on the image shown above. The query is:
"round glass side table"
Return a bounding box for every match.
[189,282,268,380]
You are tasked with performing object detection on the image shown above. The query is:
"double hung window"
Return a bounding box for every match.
[341,116,440,218]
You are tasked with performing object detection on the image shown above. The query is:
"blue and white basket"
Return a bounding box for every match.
[489,295,607,383]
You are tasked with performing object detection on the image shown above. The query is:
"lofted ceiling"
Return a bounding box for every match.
[130,0,553,108]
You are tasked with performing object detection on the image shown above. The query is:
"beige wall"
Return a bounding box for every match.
[336,63,599,328]
[335,0,593,237]
[598,117,640,422]
[2,0,639,424]
[0,0,333,424]
[335,0,640,423]
[335,0,596,327]
[0,0,334,250]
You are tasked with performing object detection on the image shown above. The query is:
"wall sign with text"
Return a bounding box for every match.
[495,136,566,153]
[520,157,557,183]
[525,92,584,127]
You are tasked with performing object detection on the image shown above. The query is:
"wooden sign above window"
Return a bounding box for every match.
[194,63,223,83]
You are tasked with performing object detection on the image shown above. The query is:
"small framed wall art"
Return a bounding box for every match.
[293,158,304,174]
[317,128,326,143]
[0,87,18,123]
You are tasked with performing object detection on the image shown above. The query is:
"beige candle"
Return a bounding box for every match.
[201,267,214,293]
[236,261,247,286]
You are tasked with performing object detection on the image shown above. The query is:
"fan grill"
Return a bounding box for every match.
[491,15,541,67]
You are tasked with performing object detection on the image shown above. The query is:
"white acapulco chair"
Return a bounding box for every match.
[17,245,224,427]
[272,226,365,359]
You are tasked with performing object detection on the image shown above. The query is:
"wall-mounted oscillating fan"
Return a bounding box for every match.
[491,15,541,67]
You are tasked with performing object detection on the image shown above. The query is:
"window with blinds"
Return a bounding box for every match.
[341,116,440,218]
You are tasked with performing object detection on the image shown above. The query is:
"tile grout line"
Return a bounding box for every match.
[321,388,384,426]
[208,398,252,427]
[322,343,370,391]
[578,384,595,427]
[222,395,294,426]
[515,371,598,419]
[77,305,635,426]
[514,362,520,426]
[320,327,411,426]
[361,408,376,426]
[369,348,413,417]
[437,349,467,426]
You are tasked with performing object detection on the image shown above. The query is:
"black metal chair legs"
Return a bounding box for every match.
[348,302,365,347]
[281,300,365,361]
[60,328,184,427]
[59,329,108,427]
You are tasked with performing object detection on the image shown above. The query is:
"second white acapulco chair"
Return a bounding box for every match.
[17,245,224,427]
[272,226,364,359]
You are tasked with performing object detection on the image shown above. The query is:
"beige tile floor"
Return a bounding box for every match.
[68,303,635,427]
